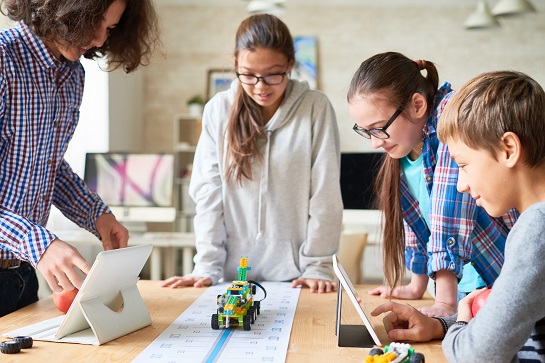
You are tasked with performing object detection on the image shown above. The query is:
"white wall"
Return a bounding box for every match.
[108,69,145,152]
[146,0,545,153]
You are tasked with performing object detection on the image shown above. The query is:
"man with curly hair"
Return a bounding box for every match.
[0,0,160,317]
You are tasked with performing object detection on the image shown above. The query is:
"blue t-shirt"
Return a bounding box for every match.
[401,155,485,293]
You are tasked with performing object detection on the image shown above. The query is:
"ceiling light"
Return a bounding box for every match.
[245,0,285,15]
[465,1,500,29]
[491,0,536,16]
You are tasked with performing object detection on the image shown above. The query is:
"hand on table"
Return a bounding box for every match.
[368,283,425,299]
[291,278,337,293]
[160,275,212,288]
[419,301,457,317]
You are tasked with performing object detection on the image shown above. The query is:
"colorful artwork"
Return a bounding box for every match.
[84,153,174,207]
[292,36,318,89]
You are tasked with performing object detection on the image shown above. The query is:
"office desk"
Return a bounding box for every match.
[53,230,196,280]
[0,281,446,362]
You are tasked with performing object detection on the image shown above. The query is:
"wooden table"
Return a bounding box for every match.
[0,281,446,362]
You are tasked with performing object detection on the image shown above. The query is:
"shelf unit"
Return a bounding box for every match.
[173,113,201,232]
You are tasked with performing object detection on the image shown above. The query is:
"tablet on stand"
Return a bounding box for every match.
[333,254,382,348]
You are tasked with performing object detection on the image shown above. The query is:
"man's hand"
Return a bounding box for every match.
[37,239,91,292]
[96,213,129,250]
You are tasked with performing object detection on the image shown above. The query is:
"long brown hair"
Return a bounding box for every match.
[225,14,295,184]
[1,0,160,73]
[347,52,439,290]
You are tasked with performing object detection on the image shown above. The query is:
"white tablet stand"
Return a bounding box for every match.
[3,244,153,346]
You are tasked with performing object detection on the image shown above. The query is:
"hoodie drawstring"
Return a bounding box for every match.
[256,130,271,241]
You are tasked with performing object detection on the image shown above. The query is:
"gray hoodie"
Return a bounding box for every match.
[442,201,545,362]
[188,79,343,284]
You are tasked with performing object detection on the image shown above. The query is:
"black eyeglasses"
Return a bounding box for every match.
[236,72,287,86]
[353,106,404,140]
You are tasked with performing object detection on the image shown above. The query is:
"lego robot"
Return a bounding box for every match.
[366,342,425,363]
[211,257,266,331]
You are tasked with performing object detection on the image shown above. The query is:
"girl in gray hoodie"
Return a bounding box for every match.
[161,14,342,293]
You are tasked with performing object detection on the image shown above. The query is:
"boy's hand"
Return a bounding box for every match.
[37,239,91,292]
[457,288,484,322]
[371,301,445,342]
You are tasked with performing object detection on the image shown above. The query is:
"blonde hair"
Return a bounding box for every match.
[438,71,545,167]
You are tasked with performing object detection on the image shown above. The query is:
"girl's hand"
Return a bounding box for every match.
[291,278,337,293]
[419,301,457,317]
[160,275,212,288]
[368,284,425,299]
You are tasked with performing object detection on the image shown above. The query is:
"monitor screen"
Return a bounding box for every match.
[340,152,384,210]
[84,153,174,208]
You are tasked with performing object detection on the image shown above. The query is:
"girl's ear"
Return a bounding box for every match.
[286,58,295,74]
[411,93,428,119]
[501,132,521,168]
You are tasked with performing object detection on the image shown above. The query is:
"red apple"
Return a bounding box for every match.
[52,288,79,314]
[471,288,492,317]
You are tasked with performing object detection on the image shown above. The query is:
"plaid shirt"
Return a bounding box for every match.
[402,83,518,286]
[0,22,109,266]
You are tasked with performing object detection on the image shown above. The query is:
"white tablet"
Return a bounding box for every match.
[333,254,382,347]
[56,243,153,339]
[4,244,153,345]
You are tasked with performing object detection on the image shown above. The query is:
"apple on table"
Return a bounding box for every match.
[52,288,79,314]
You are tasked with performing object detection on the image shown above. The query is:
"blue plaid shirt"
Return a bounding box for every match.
[402,82,518,286]
[0,22,110,266]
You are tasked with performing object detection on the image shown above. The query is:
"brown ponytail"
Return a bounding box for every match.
[347,52,440,290]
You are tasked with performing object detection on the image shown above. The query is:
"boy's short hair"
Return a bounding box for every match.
[437,71,545,167]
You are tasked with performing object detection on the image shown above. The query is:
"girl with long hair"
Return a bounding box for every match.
[347,52,517,316]
[162,14,342,293]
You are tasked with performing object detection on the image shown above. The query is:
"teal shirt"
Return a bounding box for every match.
[401,155,484,293]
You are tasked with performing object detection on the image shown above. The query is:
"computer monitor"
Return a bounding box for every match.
[84,153,176,228]
[340,152,384,210]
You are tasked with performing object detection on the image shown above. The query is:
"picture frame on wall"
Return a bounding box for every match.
[292,36,318,89]
[207,69,236,100]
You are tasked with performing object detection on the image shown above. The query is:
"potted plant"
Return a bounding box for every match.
[187,95,205,117]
